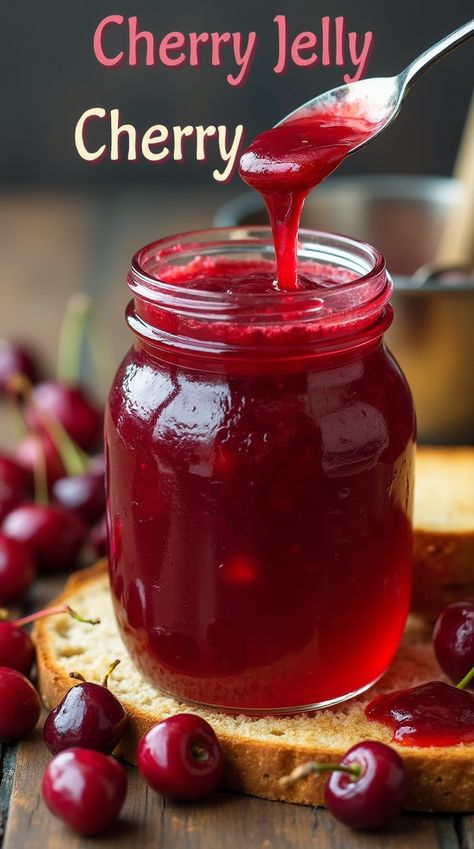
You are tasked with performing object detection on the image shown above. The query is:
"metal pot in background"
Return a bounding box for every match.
[214,176,474,445]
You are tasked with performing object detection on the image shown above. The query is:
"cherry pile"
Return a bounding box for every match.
[40,662,129,835]
[0,601,130,836]
[0,298,229,836]
[0,298,108,593]
[41,706,226,834]
[39,657,224,833]
[0,602,101,774]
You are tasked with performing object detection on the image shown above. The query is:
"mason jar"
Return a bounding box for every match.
[105,227,415,713]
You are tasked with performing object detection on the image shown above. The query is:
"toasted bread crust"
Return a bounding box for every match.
[412,446,474,618]
[34,562,474,812]
[412,529,474,617]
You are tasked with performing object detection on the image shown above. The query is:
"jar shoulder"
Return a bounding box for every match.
[107,344,415,468]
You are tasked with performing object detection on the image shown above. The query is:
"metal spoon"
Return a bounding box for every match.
[277,18,474,152]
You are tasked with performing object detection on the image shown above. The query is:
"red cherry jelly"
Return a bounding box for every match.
[365,681,474,747]
[239,112,377,289]
[106,226,415,712]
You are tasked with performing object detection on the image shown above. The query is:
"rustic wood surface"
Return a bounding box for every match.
[1,733,465,849]
[0,189,472,848]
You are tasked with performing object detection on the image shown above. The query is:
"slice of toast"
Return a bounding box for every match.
[413,446,474,618]
[34,561,474,813]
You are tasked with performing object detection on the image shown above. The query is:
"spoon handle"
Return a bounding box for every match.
[402,19,474,92]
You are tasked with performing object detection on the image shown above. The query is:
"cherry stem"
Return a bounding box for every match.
[57,293,92,385]
[37,408,89,477]
[5,604,100,628]
[66,605,101,626]
[68,659,121,689]
[9,374,90,477]
[5,388,27,440]
[279,761,362,788]
[5,372,31,442]
[102,659,121,689]
[69,671,87,683]
[7,372,89,477]
[456,664,474,690]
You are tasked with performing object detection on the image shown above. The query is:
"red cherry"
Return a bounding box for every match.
[434,600,474,686]
[324,742,409,829]
[0,622,35,675]
[16,433,65,486]
[0,533,36,603]
[0,667,41,741]
[0,455,33,497]
[26,382,102,451]
[0,489,20,524]
[52,472,105,524]
[89,514,108,558]
[2,503,87,572]
[43,675,127,755]
[0,340,39,394]
[0,454,34,522]
[137,714,224,800]
[42,748,127,836]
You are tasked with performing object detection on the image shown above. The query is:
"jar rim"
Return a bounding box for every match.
[127,227,392,362]
[130,226,387,310]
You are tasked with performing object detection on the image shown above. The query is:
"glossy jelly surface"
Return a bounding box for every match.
[365,681,474,747]
[239,112,376,289]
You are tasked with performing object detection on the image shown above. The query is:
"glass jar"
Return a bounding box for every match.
[105,227,415,713]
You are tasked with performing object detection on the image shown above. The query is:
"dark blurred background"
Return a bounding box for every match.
[1,1,473,187]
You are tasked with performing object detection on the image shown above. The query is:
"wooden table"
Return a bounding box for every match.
[0,189,472,848]
[2,742,469,849]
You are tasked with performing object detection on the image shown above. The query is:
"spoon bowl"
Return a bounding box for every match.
[278,19,474,154]
[278,76,402,152]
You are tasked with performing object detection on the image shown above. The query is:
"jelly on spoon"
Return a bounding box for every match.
[240,19,474,290]
[278,19,474,152]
